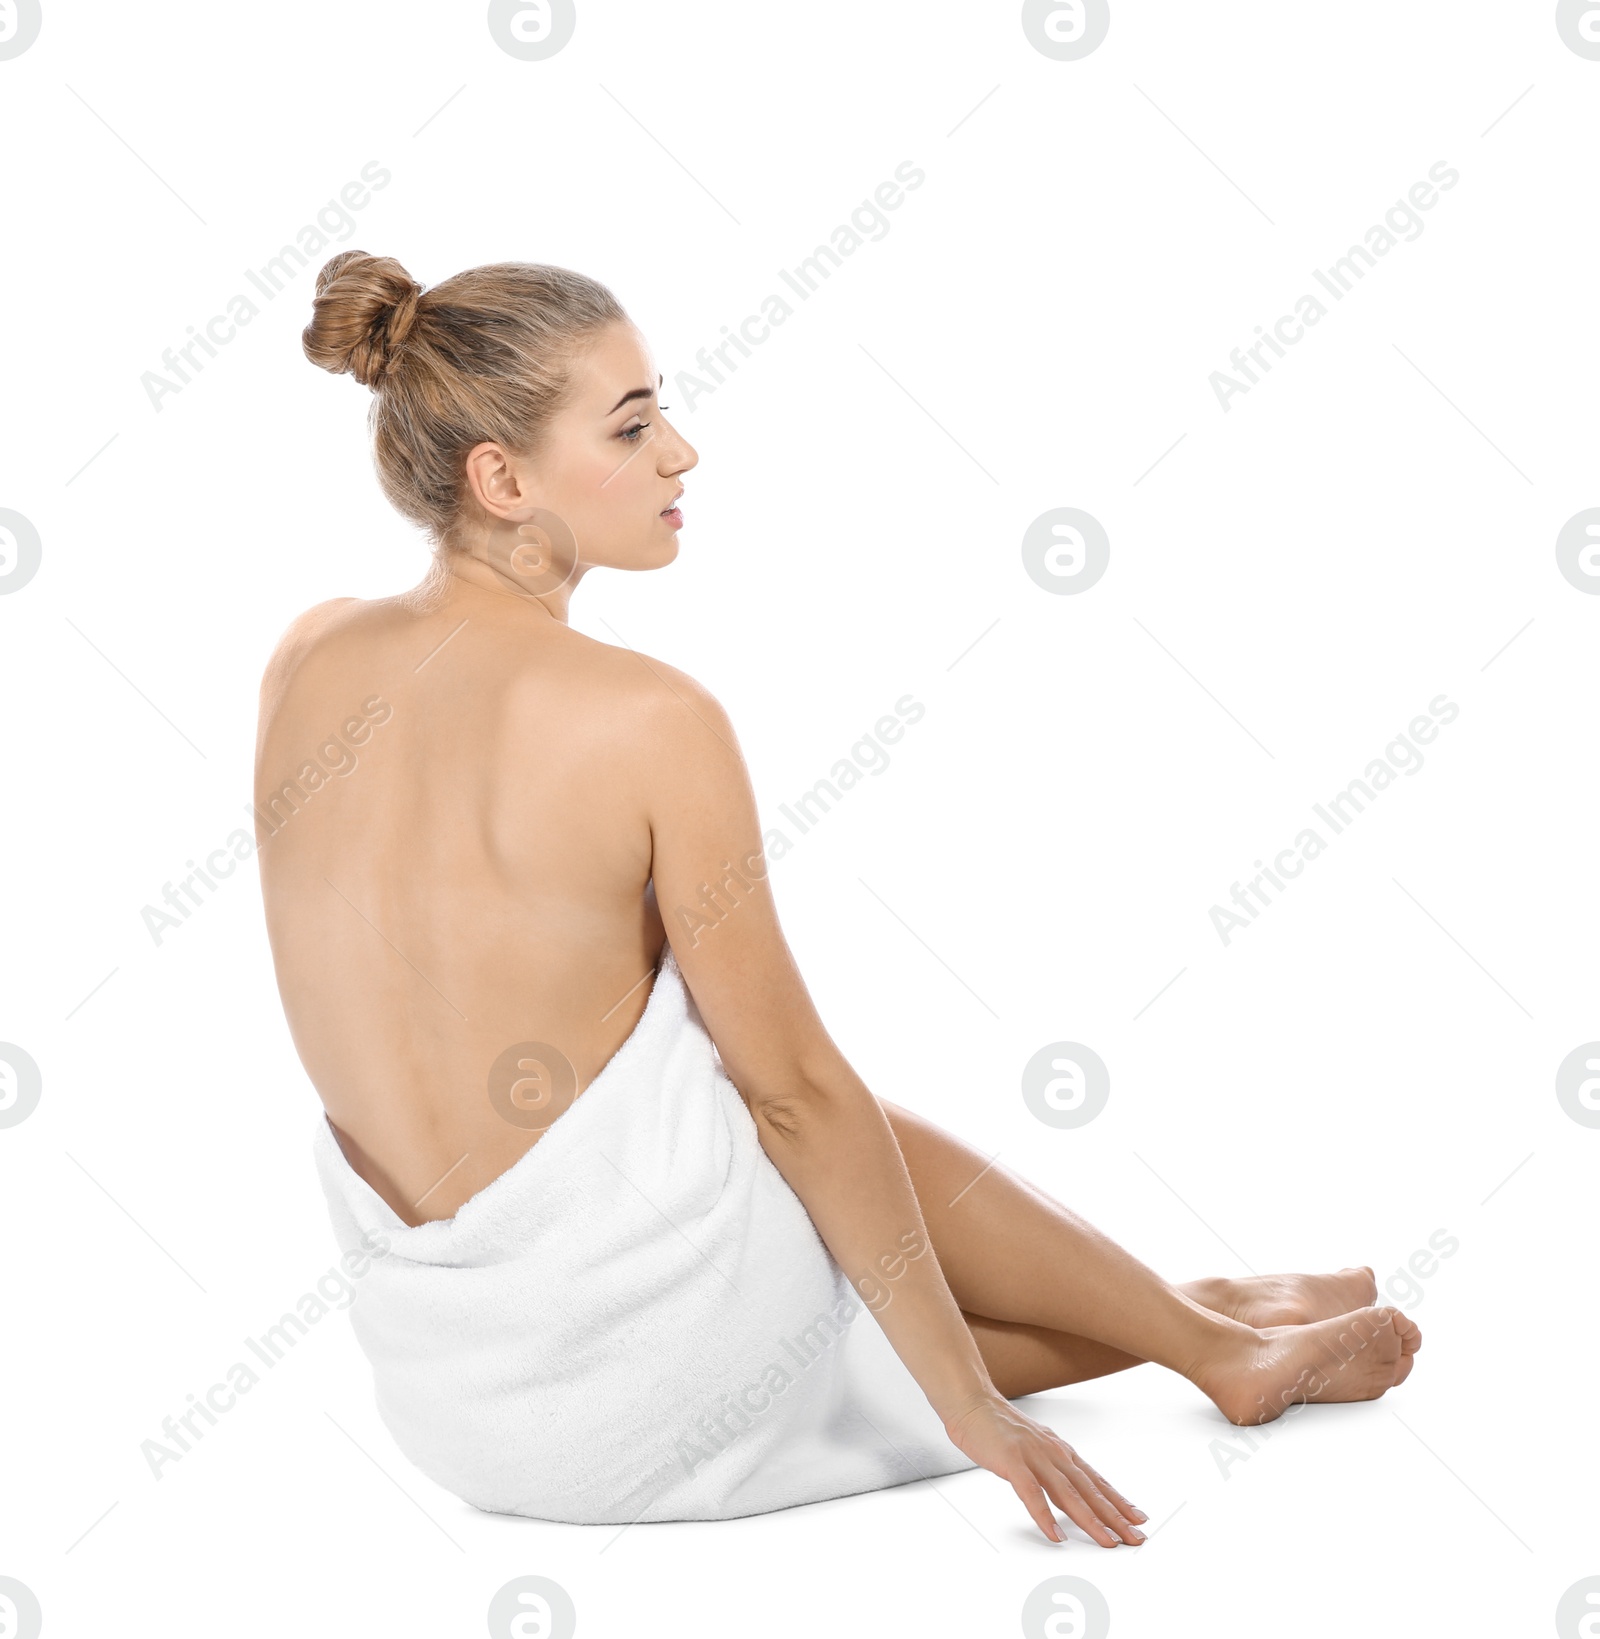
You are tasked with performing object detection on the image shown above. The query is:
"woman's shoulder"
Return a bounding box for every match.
[261,592,361,668]
[257,588,737,755]
[491,621,733,734]
[256,594,414,733]
[576,641,744,762]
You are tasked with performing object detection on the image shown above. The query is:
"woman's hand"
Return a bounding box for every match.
[940,1394,1148,1547]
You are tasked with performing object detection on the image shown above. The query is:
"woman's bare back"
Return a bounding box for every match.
[255,574,670,1225]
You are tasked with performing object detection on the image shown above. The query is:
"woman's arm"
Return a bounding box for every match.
[633,661,1144,1547]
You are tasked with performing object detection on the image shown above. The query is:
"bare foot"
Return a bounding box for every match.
[1388,1311,1423,1390]
[1186,1267,1378,1329]
[1196,1306,1422,1426]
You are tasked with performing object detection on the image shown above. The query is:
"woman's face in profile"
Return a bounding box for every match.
[467,319,698,587]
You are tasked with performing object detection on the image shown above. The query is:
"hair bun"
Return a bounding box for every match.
[303,251,424,388]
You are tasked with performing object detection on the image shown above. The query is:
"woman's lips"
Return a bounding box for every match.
[660,506,682,529]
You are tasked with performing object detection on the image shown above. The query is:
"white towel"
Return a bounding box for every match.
[311,943,979,1524]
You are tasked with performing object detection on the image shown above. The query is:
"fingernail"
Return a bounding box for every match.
[1130,1508,1148,1522]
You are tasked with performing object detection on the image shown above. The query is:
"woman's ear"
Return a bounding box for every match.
[463,440,536,522]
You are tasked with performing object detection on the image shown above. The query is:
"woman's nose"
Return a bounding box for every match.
[663,428,698,474]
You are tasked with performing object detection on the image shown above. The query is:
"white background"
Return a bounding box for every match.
[2,2,1596,1635]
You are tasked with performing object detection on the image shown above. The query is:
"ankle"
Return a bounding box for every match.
[1181,1274,1243,1321]
[1176,1304,1260,1390]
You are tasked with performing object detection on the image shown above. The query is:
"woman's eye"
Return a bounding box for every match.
[621,407,669,443]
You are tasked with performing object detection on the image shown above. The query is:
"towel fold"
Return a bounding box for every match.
[312,943,978,1523]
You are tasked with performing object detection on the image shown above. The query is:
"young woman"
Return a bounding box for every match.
[255,251,1421,1546]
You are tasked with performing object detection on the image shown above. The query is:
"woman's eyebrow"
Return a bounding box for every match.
[605,373,664,416]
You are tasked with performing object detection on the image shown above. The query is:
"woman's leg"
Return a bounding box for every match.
[880,1099,1419,1419]
[958,1310,1145,1396]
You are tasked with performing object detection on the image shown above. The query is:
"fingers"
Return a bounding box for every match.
[1043,1430,1147,1528]
[1053,1458,1146,1545]
[1012,1472,1067,1544]
[984,1413,1149,1548]
[1073,1454,1148,1524]
[1033,1462,1140,1548]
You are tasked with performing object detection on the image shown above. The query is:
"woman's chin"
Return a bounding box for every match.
[594,533,681,571]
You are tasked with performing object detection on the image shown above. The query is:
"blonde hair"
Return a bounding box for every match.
[302,251,628,548]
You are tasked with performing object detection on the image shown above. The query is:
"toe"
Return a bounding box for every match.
[1352,1306,1403,1373]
